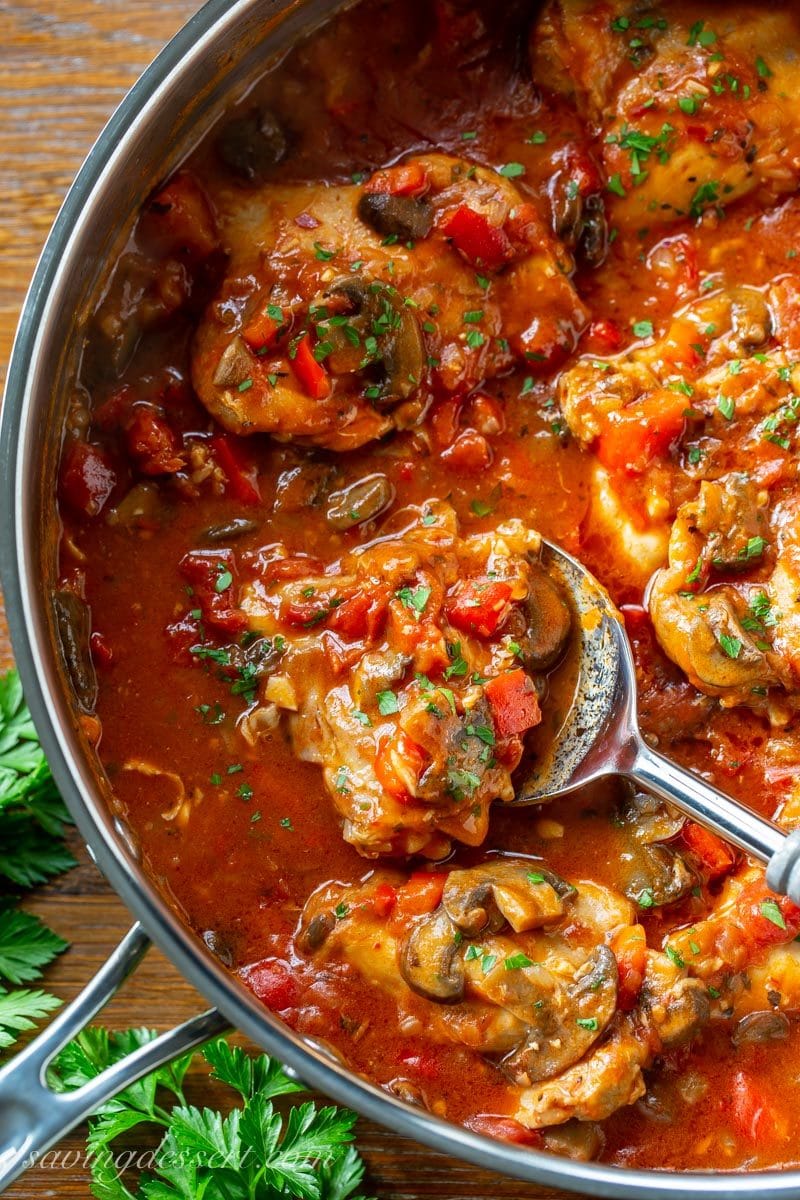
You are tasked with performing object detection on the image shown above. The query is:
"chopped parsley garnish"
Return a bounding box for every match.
[576,1017,599,1031]
[761,899,786,930]
[633,319,653,337]
[719,634,742,660]
[498,162,525,179]
[665,945,686,969]
[377,690,399,716]
[504,953,534,970]
[396,584,431,615]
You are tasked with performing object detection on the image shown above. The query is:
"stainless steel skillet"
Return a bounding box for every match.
[2,1,800,1196]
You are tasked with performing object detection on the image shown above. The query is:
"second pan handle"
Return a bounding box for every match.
[0,923,230,1195]
[630,737,800,905]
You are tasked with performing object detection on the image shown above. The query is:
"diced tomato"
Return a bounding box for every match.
[446,579,513,638]
[596,388,688,475]
[439,205,514,272]
[372,881,398,918]
[242,958,299,1012]
[164,614,202,665]
[680,822,737,881]
[738,880,800,950]
[210,433,261,505]
[587,318,624,354]
[465,1115,544,1148]
[126,406,185,476]
[321,632,365,676]
[730,1071,788,1146]
[60,440,116,518]
[263,556,324,584]
[327,587,390,642]
[440,430,492,472]
[685,124,710,144]
[89,631,114,669]
[241,310,281,353]
[179,549,247,636]
[374,732,427,801]
[484,669,541,738]
[467,393,505,436]
[140,171,218,261]
[363,161,429,197]
[291,333,331,399]
[429,396,463,449]
[611,925,647,1011]
[394,871,446,916]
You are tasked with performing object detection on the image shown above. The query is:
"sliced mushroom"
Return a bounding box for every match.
[213,336,253,389]
[520,568,572,671]
[442,860,575,937]
[576,194,608,270]
[325,277,425,401]
[542,1120,605,1162]
[502,946,618,1085]
[53,590,98,711]
[216,109,287,183]
[387,1077,426,1107]
[357,192,434,241]
[732,1010,790,1046]
[326,474,394,530]
[624,844,696,909]
[641,973,709,1048]
[201,517,259,543]
[619,791,685,845]
[300,911,336,953]
[729,285,772,349]
[400,907,465,1002]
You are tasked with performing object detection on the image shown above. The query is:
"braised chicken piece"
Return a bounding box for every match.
[229,501,572,857]
[532,3,800,228]
[191,153,587,449]
[648,474,799,712]
[299,859,709,1129]
[665,865,800,1021]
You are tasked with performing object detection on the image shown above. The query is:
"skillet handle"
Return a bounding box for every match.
[0,923,230,1194]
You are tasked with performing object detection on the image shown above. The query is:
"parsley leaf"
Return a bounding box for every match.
[50,1035,374,1200]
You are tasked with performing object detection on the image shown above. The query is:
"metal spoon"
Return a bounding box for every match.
[518,539,800,905]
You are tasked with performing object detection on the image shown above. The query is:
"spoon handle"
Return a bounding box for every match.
[629,738,800,905]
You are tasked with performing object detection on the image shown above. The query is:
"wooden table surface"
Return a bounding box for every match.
[0,3,584,1197]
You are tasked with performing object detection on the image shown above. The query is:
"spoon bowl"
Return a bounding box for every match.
[516,539,800,905]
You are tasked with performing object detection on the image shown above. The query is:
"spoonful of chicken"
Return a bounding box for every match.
[518,539,800,905]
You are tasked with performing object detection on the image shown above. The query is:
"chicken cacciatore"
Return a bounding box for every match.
[56,0,800,1173]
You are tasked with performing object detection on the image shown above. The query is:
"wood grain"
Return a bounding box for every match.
[0,3,583,1196]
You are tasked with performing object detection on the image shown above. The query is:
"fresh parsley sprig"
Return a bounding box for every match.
[50,1033,374,1200]
[0,670,73,1048]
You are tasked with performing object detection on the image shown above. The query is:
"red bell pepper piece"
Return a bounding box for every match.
[596,389,688,475]
[211,433,261,506]
[241,310,281,353]
[611,925,647,1011]
[446,579,512,638]
[439,204,514,271]
[680,822,737,881]
[484,669,541,738]
[394,871,446,916]
[291,333,331,399]
[363,161,429,197]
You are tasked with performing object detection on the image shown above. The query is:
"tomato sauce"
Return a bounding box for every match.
[56,0,800,1173]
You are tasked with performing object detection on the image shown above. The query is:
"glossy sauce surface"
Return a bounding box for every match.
[57,0,800,1173]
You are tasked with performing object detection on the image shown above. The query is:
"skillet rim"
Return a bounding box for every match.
[1,1,798,1194]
